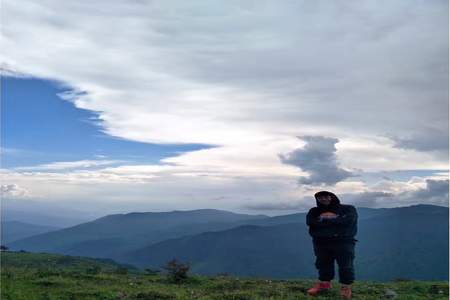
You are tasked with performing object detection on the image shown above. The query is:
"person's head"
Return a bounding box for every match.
[314,191,339,207]
[316,194,333,206]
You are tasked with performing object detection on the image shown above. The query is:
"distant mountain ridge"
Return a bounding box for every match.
[9,209,268,258]
[8,204,449,281]
[123,204,449,281]
[1,221,60,244]
[2,208,95,228]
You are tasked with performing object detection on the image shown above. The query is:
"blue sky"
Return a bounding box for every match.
[2,77,213,169]
[3,76,444,180]
[1,1,448,215]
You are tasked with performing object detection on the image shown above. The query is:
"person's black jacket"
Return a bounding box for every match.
[306,191,358,243]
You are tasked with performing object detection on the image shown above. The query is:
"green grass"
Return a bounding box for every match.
[1,252,448,300]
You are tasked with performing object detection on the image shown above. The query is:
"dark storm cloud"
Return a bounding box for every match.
[279,136,354,186]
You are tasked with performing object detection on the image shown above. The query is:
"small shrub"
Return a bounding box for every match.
[66,270,84,279]
[134,291,175,300]
[56,256,75,265]
[86,265,101,275]
[429,284,448,295]
[2,270,13,279]
[213,291,253,300]
[33,278,62,287]
[162,259,190,283]
[392,277,412,282]
[144,268,161,276]
[36,268,60,277]
[114,267,129,275]
[286,285,307,293]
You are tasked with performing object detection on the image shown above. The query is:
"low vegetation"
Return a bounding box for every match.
[1,251,448,300]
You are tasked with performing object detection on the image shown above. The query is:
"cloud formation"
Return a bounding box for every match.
[1,1,448,212]
[2,1,448,147]
[408,179,449,206]
[15,160,123,171]
[345,179,449,208]
[243,179,448,211]
[279,136,354,186]
[389,127,449,161]
[1,184,30,198]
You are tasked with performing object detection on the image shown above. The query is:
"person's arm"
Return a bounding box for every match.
[306,209,335,227]
[321,206,357,225]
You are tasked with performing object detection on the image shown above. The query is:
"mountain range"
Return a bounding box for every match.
[1,221,60,244]
[6,204,449,281]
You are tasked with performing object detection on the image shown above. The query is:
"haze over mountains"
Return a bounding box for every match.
[7,210,267,259]
[5,204,449,281]
[2,201,100,228]
[1,221,60,244]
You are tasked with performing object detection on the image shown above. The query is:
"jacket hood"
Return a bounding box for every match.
[314,191,340,210]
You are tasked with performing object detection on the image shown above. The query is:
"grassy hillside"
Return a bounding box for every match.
[1,251,135,273]
[1,252,448,300]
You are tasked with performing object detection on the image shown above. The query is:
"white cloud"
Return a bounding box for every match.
[243,178,449,212]
[1,1,448,212]
[2,163,447,216]
[0,184,30,198]
[15,160,124,171]
[2,1,447,146]
[337,135,448,172]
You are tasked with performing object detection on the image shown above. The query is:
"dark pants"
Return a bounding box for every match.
[313,240,356,284]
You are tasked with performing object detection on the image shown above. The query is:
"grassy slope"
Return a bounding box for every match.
[1,252,448,300]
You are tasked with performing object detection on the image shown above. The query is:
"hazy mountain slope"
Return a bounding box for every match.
[126,223,313,278]
[240,206,391,227]
[2,208,94,228]
[9,209,268,258]
[355,204,449,281]
[9,204,448,281]
[1,221,60,244]
[8,206,388,257]
[124,204,448,281]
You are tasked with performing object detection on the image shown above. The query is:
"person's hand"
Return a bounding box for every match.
[319,212,338,220]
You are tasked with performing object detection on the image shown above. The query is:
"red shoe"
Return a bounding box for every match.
[307,281,332,296]
[340,285,352,299]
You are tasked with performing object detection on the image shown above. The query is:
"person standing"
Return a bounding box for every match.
[306,191,358,299]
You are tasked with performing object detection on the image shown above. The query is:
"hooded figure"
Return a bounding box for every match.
[306,191,358,299]
[306,191,358,242]
[315,190,341,211]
